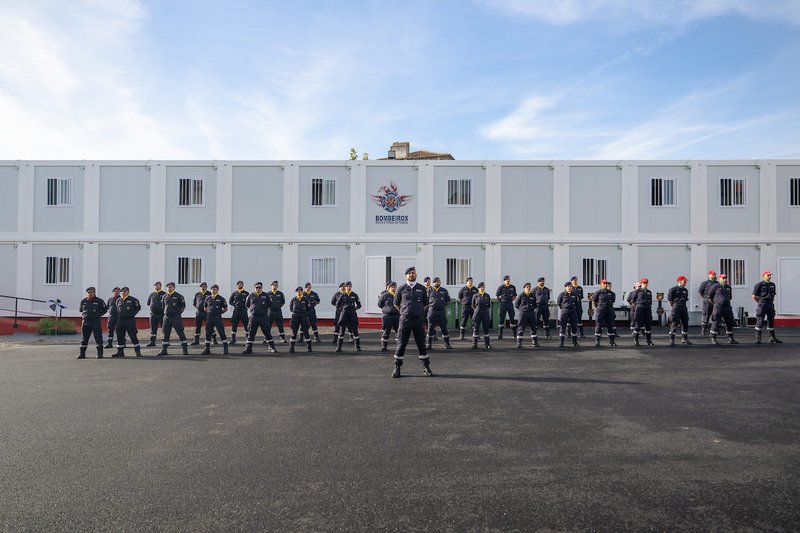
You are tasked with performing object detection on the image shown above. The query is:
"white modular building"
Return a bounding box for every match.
[1,159,799,320]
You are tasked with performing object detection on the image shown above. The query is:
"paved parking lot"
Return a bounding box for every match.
[1,328,799,532]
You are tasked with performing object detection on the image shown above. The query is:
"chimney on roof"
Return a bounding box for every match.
[389,141,410,160]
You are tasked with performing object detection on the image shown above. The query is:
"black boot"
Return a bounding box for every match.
[392,364,402,378]
[511,327,518,342]
[532,337,540,347]
[459,328,465,341]
[380,340,388,352]
[594,337,601,347]
[545,327,551,339]
[609,336,617,346]
[422,360,433,377]
[472,337,478,350]
[289,340,295,353]
[349,333,355,344]
[134,347,142,358]
[77,346,87,359]
[484,336,491,349]
[669,334,676,346]
[559,337,565,348]
[223,342,229,355]
[201,344,211,355]
[332,333,338,344]
[645,333,654,346]
[114,348,125,358]
[280,334,287,344]
[444,336,452,349]
[157,345,168,356]
[307,340,313,352]
[633,332,640,346]
[230,333,237,346]
[728,334,738,345]
[354,337,362,352]
[146,336,156,348]
[770,332,783,344]
[572,336,579,347]
[105,339,113,349]
[497,327,503,340]
[242,343,253,354]
[516,338,522,349]
[314,331,321,344]
[701,325,708,337]
[191,335,200,346]
[267,341,277,353]
[711,334,718,345]
[682,334,692,345]
[579,325,585,338]
[335,337,343,353]
[426,336,433,350]
[96,346,103,359]
[213,335,218,345]
[181,342,189,355]
[756,331,762,344]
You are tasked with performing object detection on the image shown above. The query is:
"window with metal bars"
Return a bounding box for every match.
[650,177,677,206]
[719,258,746,287]
[178,178,204,206]
[45,256,71,284]
[445,258,471,286]
[720,177,746,207]
[177,257,203,285]
[790,178,800,207]
[447,178,472,206]
[581,258,608,286]
[46,177,72,206]
[311,257,336,285]
[311,178,337,206]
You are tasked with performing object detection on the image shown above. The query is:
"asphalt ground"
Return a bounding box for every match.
[1,327,799,532]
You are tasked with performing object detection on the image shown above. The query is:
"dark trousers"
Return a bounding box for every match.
[115,317,139,347]
[337,311,359,338]
[595,307,616,337]
[559,310,578,337]
[394,316,428,364]
[81,320,103,347]
[150,314,163,336]
[669,307,689,335]
[195,312,208,336]
[308,309,319,332]
[533,306,549,333]
[205,315,227,343]
[472,310,490,337]
[427,311,449,339]
[633,307,653,333]
[107,315,117,340]
[268,310,285,335]
[516,311,537,337]
[711,304,735,335]
[163,315,187,344]
[381,314,399,343]
[460,307,474,331]
[755,302,776,331]
[701,300,713,327]
[290,315,310,341]
[333,309,342,335]
[498,303,516,327]
[230,309,248,333]
[247,315,271,343]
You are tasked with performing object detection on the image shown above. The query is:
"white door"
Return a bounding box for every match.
[366,256,389,314]
[391,257,416,284]
[777,257,800,314]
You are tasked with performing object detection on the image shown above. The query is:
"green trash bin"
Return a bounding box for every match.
[445,300,458,331]
[490,300,501,330]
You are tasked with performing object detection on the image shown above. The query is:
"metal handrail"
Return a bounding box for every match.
[0,295,49,329]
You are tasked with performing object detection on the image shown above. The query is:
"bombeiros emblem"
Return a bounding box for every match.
[370,181,414,224]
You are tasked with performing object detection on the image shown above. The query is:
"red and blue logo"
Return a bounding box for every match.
[370,181,414,213]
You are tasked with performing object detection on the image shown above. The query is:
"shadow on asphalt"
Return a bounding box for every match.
[432,373,644,385]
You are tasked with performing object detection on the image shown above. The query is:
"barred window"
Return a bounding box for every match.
[45,256,71,285]
[311,178,337,206]
[46,177,72,206]
[790,178,800,207]
[650,177,677,206]
[178,178,204,206]
[446,258,471,286]
[720,177,746,207]
[311,257,336,286]
[447,178,472,206]
[178,257,203,285]
[581,258,608,286]
[719,258,746,287]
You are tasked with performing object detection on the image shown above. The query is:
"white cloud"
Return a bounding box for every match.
[479,0,800,26]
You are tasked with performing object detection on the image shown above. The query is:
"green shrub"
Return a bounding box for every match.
[29,317,78,335]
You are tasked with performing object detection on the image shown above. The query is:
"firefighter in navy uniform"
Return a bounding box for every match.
[593,280,617,347]
[145,281,165,347]
[331,282,346,343]
[243,282,276,354]
[114,287,142,358]
[289,286,313,353]
[335,281,362,352]
[533,277,552,339]
[632,278,655,346]
[496,275,518,341]
[753,271,782,344]
[267,281,287,344]
[423,276,436,340]
[104,287,121,349]
[392,267,432,378]
[698,270,719,336]
[626,282,640,335]
[708,274,738,345]
[570,276,586,338]
[514,282,539,348]
[426,277,452,350]
[379,281,400,352]
[557,282,580,348]
[192,282,215,346]
[304,282,322,343]
[458,277,478,340]
[668,276,692,346]
[471,282,493,350]
[158,282,189,356]
[78,287,108,359]
[229,280,249,346]
[202,285,229,355]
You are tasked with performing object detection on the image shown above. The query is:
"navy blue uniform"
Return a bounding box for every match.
[753,281,777,333]
[229,289,250,338]
[592,288,617,339]
[245,291,274,348]
[533,285,551,337]
[393,282,429,364]
[204,294,229,346]
[708,284,735,336]
[146,290,166,343]
[471,292,492,345]
[571,284,585,336]
[193,290,213,342]
[336,292,361,344]
[458,285,478,336]
[106,295,120,346]
[667,286,690,338]
[556,291,579,340]
[698,279,719,332]
[331,291,344,341]
[115,296,141,350]
[626,289,638,331]
[79,297,108,355]
[496,283,518,336]
[289,295,312,349]
[632,288,653,335]
[379,290,399,349]
[267,290,286,338]
[304,289,321,338]
[514,291,538,344]
[161,291,188,350]
[427,287,451,343]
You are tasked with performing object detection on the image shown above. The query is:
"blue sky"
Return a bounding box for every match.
[1,0,799,160]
